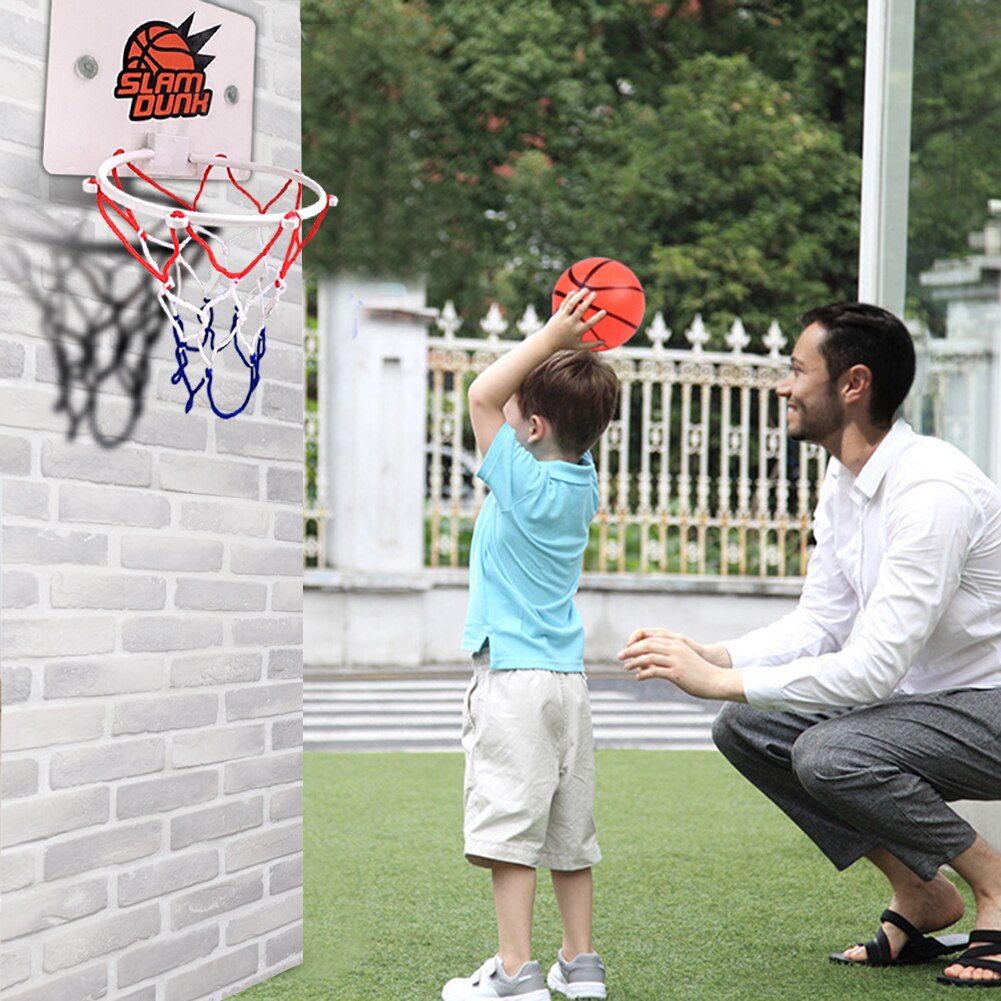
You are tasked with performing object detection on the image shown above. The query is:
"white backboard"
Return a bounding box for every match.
[43,0,256,177]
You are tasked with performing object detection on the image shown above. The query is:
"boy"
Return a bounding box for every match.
[442,286,621,1001]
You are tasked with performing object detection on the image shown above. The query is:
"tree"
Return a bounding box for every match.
[906,0,1001,328]
[496,54,859,337]
[300,0,905,336]
[300,0,450,278]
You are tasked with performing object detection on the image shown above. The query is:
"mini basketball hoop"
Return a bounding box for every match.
[85,146,337,418]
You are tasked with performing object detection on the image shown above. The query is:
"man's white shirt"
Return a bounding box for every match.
[728,419,1001,712]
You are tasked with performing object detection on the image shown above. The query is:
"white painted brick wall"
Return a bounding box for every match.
[0,1,306,998]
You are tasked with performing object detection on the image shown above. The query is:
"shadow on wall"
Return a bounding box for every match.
[0,199,190,447]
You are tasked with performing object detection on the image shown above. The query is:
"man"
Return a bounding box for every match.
[618,302,1001,986]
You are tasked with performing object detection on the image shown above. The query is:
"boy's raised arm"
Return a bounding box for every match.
[467,287,605,455]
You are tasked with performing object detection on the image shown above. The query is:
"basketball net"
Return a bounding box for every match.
[88,150,335,419]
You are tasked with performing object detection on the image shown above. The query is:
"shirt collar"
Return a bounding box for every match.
[547,450,595,483]
[851,418,914,500]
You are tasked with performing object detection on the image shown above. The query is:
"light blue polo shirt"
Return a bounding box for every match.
[461,423,599,671]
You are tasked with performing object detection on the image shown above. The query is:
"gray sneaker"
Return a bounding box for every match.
[547,950,607,1000]
[442,955,552,1001]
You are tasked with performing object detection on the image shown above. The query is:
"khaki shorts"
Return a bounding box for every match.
[461,648,600,871]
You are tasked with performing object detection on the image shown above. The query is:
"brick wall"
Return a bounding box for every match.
[0,2,306,998]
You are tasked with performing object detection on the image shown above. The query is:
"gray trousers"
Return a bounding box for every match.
[712,688,1001,881]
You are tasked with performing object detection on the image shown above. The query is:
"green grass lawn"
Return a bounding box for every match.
[240,750,972,1001]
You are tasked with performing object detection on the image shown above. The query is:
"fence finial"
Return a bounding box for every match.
[436,300,462,340]
[647,311,670,352]
[726,318,750,354]
[480,302,507,345]
[517,304,542,337]
[686,314,710,354]
[763,319,787,358]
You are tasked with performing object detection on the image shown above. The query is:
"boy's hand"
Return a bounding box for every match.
[542,286,607,351]
[467,285,607,456]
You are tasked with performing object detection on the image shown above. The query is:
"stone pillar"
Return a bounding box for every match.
[920,206,1001,481]
[319,276,435,574]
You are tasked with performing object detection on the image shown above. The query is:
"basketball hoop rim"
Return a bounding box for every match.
[91,148,336,228]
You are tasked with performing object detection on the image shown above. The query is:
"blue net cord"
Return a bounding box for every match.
[169,305,266,419]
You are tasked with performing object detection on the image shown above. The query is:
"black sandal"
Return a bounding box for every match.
[937,930,1001,987]
[830,908,969,967]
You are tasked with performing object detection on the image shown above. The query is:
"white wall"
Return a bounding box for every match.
[0,2,305,998]
[304,571,800,670]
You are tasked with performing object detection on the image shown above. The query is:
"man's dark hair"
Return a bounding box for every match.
[799,302,916,428]
[518,349,620,457]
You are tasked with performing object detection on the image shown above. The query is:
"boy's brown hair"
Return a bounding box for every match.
[517,349,620,457]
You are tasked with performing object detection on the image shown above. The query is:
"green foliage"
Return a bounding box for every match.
[300,0,450,278]
[907,0,1001,329]
[498,53,859,336]
[301,0,1000,336]
[302,0,868,324]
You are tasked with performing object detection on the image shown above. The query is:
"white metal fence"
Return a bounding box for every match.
[426,304,828,577]
[304,298,995,577]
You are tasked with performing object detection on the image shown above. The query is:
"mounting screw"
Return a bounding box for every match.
[224,85,240,105]
[75,55,99,80]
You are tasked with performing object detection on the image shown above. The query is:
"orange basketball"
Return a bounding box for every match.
[126,23,196,73]
[552,258,645,351]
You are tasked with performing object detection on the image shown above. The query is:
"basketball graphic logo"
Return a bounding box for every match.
[114,14,220,122]
[552,258,645,351]
[125,25,198,74]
